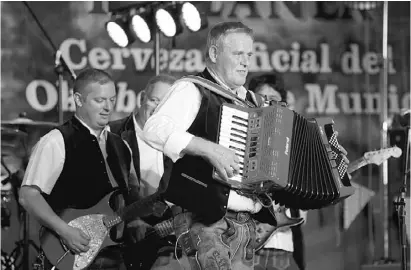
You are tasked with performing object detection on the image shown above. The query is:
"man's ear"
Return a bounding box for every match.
[73,92,83,107]
[209,45,218,63]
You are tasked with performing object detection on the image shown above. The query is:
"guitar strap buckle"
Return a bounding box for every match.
[173,212,198,257]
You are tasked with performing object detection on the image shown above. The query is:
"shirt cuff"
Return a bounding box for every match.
[163,131,194,162]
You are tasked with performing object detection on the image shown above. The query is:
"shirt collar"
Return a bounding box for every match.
[206,67,248,101]
[74,115,109,141]
[132,114,143,135]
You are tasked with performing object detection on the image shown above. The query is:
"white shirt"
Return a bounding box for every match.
[264,208,308,251]
[142,68,262,213]
[132,114,164,198]
[22,116,136,194]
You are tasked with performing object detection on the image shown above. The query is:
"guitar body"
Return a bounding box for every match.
[255,205,304,251]
[40,190,123,270]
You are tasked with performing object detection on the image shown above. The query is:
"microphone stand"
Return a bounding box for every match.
[393,125,410,270]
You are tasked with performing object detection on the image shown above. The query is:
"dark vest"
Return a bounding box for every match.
[163,69,264,224]
[109,114,173,195]
[44,117,131,211]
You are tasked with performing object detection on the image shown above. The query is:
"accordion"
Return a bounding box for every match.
[214,103,355,210]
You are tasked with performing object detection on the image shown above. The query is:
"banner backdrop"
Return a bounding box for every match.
[1,1,410,269]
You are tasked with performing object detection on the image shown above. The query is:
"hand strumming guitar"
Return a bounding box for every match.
[59,224,90,254]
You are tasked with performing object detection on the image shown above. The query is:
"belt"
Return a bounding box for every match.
[225,210,252,223]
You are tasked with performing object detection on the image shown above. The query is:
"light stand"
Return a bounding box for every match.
[154,23,161,76]
[379,0,390,260]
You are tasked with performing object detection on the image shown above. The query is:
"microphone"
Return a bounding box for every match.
[399,109,410,128]
[55,50,62,67]
[54,50,77,81]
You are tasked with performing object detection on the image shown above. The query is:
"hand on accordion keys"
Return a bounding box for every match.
[209,142,241,182]
[334,131,350,165]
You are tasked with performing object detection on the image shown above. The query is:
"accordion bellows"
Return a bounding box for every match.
[214,103,355,210]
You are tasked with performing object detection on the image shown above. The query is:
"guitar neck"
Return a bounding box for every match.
[153,219,174,238]
[347,157,368,174]
[117,193,162,223]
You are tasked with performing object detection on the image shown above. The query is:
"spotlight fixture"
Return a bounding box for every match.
[130,13,153,43]
[345,1,382,10]
[181,2,208,32]
[105,17,135,47]
[155,5,183,37]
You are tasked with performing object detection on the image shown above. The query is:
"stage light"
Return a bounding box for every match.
[131,13,152,43]
[105,17,135,47]
[155,6,182,37]
[181,2,207,32]
[345,1,382,10]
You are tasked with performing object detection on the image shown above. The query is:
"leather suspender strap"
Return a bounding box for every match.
[178,75,257,108]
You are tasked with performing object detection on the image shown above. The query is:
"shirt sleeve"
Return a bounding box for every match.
[142,81,202,162]
[21,129,65,194]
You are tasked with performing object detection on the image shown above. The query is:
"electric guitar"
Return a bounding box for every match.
[254,146,402,251]
[40,190,168,270]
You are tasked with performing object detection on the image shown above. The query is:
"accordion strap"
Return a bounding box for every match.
[178,75,259,108]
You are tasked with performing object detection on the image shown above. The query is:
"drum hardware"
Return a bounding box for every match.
[1,116,44,270]
[1,116,58,128]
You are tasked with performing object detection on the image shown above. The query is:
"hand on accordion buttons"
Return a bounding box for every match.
[335,132,349,164]
[210,144,241,181]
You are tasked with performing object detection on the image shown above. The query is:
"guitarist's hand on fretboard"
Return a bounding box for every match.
[59,225,91,254]
[126,217,154,243]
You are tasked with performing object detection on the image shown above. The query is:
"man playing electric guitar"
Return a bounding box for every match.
[19,69,141,270]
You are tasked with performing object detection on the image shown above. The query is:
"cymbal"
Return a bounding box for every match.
[2,117,58,128]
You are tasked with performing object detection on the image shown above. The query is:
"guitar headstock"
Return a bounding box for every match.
[363,146,403,166]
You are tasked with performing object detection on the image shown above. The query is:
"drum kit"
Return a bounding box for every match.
[1,113,58,270]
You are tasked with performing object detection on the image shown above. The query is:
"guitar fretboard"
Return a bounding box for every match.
[154,219,174,238]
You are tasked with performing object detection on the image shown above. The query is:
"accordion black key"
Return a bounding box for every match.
[214,103,355,210]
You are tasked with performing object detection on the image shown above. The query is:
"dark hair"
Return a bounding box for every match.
[145,74,177,93]
[205,21,254,61]
[248,72,287,101]
[73,68,113,94]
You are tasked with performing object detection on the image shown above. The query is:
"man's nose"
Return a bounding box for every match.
[241,55,250,67]
[104,100,113,111]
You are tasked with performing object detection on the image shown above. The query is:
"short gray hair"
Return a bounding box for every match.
[205,21,254,61]
[145,74,176,93]
[73,68,113,95]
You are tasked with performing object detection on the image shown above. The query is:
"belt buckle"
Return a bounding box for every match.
[236,212,250,223]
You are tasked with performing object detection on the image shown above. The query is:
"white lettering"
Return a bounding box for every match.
[305,84,340,114]
[26,80,58,112]
[250,42,272,72]
[130,48,152,71]
[341,44,362,74]
[88,47,111,70]
[59,38,87,70]
[115,82,136,113]
[271,50,290,72]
